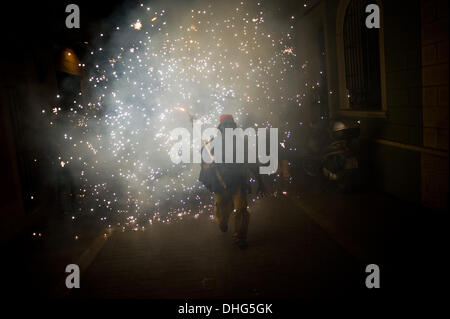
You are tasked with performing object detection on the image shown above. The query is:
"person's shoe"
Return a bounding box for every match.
[219,224,228,232]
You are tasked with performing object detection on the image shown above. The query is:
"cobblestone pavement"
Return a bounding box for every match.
[69,195,368,299]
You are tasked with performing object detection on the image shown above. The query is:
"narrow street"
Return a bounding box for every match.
[1,0,447,307]
[67,194,366,299]
[2,183,444,300]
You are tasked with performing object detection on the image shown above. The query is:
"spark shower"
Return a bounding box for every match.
[45,0,322,228]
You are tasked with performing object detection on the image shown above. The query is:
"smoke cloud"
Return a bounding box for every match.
[47,0,317,226]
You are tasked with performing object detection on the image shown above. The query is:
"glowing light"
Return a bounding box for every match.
[133,20,142,30]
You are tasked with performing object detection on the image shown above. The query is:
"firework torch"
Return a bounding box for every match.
[174,107,227,190]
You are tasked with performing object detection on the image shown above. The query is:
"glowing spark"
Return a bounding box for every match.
[133,20,142,30]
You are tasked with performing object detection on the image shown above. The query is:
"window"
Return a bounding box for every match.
[344,0,381,109]
[336,0,386,117]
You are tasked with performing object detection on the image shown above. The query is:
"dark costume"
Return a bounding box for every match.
[199,114,262,248]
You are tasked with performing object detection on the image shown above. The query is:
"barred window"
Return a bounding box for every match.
[343,0,381,109]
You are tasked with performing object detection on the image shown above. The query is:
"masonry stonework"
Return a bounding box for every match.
[421,0,449,209]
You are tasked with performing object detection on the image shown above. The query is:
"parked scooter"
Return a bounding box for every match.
[302,118,360,191]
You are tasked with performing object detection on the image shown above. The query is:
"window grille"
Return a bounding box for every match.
[343,0,381,109]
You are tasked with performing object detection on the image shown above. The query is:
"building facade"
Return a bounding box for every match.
[302,0,448,209]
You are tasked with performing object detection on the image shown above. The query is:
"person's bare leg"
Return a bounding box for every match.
[232,187,249,248]
[214,191,232,232]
